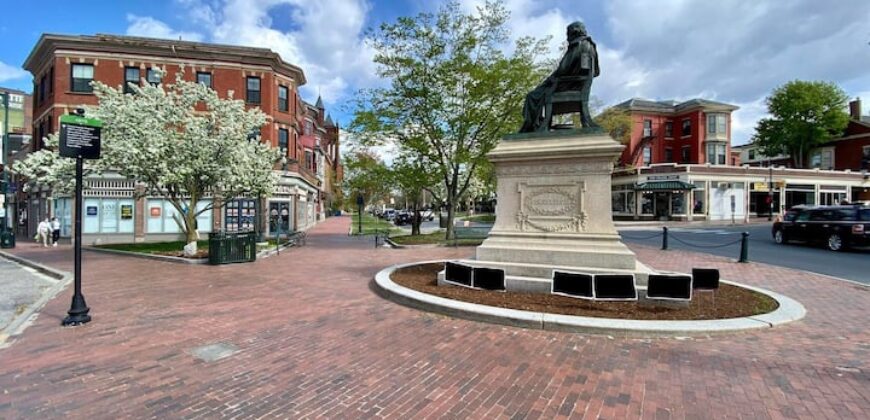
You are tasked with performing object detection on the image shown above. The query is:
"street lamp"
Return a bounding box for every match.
[0,92,13,247]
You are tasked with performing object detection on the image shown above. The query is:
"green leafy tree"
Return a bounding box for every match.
[752,80,849,168]
[391,151,438,235]
[15,70,277,255]
[341,148,391,212]
[594,106,631,145]
[349,0,549,239]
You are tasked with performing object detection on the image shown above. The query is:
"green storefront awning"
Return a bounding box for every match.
[633,181,695,191]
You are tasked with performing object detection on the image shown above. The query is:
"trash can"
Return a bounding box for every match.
[439,212,448,229]
[0,231,15,248]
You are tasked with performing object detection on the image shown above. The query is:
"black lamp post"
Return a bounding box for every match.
[1,92,10,243]
[767,159,773,221]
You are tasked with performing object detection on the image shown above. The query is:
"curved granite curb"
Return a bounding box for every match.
[0,251,73,348]
[85,246,209,264]
[374,260,807,336]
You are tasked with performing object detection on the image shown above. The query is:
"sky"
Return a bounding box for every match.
[1,0,869,145]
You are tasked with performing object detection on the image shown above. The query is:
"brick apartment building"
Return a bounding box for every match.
[22,33,341,243]
[614,98,740,168]
[609,98,869,221]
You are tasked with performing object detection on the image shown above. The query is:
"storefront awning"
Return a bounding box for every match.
[633,181,695,191]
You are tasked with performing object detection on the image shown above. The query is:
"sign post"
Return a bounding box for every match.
[59,112,101,326]
[356,193,364,235]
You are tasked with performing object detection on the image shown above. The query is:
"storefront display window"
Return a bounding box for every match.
[225,199,257,231]
[641,192,654,215]
[692,182,706,214]
[147,199,212,234]
[670,192,685,214]
[611,185,635,214]
[83,198,135,234]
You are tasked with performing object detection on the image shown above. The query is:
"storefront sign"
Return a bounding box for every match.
[86,206,98,216]
[59,115,102,159]
[647,175,680,181]
[121,205,133,220]
[753,182,769,192]
[150,207,162,217]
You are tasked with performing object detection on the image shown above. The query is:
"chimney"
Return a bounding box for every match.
[849,97,862,120]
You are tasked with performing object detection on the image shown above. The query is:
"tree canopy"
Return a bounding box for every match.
[14,69,278,254]
[349,0,549,238]
[752,80,849,168]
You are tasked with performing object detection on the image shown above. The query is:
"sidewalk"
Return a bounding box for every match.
[0,216,867,419]
[615,216,774,229]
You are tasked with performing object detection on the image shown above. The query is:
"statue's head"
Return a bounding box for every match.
[567,21,587,40]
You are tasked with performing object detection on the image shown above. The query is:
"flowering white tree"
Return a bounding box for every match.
[14,69,279,255]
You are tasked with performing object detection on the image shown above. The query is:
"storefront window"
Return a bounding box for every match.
[225,199,257,231]
[611,186,635,214]
[147,199,212,234]
[641,192,654,215]
[83,198,135,234]
[670,192,686,214]
[692,182,706,214]
[785,184,815,209]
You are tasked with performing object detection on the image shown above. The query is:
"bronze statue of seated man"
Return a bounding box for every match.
[519,21,600,133]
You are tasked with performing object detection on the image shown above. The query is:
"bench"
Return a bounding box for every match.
[284,230,307,247]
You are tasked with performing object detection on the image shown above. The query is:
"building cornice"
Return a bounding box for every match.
[24,33,307,85]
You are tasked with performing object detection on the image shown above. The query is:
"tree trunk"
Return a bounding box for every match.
[183,206,199,257]
[445,193,456,240]
[411,201,421,236]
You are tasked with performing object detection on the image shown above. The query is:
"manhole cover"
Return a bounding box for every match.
[190,342,239,362]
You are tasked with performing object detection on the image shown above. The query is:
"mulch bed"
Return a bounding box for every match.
[391,263,779,320]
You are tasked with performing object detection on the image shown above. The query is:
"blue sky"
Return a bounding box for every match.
[2,0,869,145]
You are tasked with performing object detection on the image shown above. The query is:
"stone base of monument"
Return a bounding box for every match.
[455,129,652,291]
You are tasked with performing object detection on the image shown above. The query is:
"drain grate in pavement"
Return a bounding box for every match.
[190,342,239,362]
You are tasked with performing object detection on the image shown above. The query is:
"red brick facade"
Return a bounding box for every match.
[615,99,738,168]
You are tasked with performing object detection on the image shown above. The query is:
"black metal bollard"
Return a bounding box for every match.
[661,226,669,250]
[739,232,749,263]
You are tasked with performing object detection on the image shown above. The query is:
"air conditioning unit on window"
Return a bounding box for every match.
[717,182,730,189]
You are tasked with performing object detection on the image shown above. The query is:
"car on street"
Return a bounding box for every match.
[383,208,397,220]
[394,211,413,226]
[421,209,435,221]
[772,204,870,251]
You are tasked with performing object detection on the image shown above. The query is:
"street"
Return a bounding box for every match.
[619,223,870,285]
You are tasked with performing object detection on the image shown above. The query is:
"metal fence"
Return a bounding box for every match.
[208,231,257,265]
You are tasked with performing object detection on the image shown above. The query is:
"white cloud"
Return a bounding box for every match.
[126,14,204,42]
[0,61,27,83]
[601,0,870,137]
[173,0,376,107]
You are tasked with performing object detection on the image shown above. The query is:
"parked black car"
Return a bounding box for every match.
[393,211,413,226]
[772,204,870,251]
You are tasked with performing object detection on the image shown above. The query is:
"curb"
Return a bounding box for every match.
[85,246,209,264]
[374,260,806,337]
[0,251,73,349]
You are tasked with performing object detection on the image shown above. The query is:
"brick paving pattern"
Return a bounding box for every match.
[0,216,867,419]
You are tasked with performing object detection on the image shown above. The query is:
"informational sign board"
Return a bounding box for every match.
[86,206,98,216]
[593,274,637,301]
[472,267,505,291]
[753,182,769,192]
[59,115,102,159]
[444,261,473,287]
[646,274,693,301]
[551,270,594,299]
[120,205,133,220]
[691,268,720,290]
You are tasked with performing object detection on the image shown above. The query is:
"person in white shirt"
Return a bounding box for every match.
[51,217,61,247]
[37,218,50,247]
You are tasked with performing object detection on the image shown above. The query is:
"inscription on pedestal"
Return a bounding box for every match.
[516,183,587,233]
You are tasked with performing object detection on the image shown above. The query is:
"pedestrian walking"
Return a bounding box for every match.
[37,218,50,247]
[51,217,61,247]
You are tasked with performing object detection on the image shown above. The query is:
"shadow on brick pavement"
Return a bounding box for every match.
[0,216,867,419]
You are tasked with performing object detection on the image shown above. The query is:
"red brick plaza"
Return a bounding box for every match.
[0,217,867,419]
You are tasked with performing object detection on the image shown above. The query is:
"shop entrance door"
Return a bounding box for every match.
[269,202,291,237]
[654,192,669,220]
